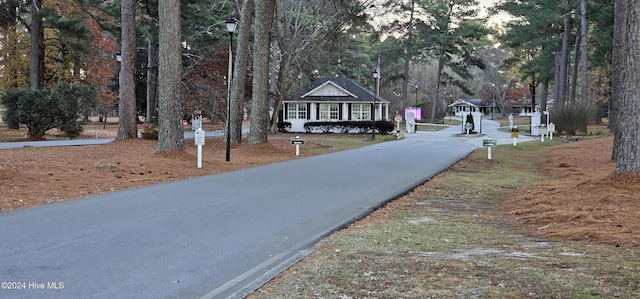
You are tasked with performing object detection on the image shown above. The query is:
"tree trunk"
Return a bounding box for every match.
[529,80,537,114]
[612,0,640,172]
[269,37,291,134]
[249,0,275,145]
[551,51,560,103]
[29,0,44,90]
[116,0,138,140]
[611,0,625,157]
[540,77,549,123]
[431,44,445,123]
[401,0,416,112]
[580,0,588,105]
[146,21,159,124]
[230,0,254,143]
[570,33,580,104]
[156,0,184,152]
[557,0,572,105]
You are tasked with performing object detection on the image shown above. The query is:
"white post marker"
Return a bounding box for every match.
[483,138,497,160]
[548,123,555,141]
[291,136,304,156]
[194,128,205,168]
[465,122,472,134]
[394,114,402,133]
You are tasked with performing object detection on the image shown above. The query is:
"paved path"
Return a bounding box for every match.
[0,120,534,299]
[0,130,230,149]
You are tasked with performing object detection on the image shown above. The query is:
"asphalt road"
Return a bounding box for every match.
[0,120,533,299]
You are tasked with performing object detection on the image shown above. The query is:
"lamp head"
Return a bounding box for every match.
[225,18,237,33]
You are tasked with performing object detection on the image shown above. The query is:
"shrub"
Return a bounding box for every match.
[551,102,594,134]
[141,126,159,140]
[303,120,395,134]
[1,82,97,139]
[59,121,84,139]
[277,122,291,132]
[465,114,475,132]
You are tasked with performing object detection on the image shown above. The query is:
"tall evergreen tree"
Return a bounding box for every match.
[419,0,489,123]
[612,0,640,172]
[29,0,44,90]
[156,0,184,152]
[116,0,138,140]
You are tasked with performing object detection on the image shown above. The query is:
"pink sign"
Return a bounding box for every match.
[405,107,422,120]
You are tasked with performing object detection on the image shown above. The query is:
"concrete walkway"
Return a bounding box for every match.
[0,130,235,149]
[404,118,537,148]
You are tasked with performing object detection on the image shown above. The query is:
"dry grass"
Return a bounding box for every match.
[247,133,640,299]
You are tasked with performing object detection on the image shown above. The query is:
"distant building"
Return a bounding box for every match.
[448,99,481,116]
[283,77,390,132]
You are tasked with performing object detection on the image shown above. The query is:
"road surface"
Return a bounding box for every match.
[0,120,534,299]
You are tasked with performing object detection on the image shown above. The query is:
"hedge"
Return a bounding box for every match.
[302,120,395,134]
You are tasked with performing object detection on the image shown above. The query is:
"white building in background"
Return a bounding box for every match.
[282,77,390,133]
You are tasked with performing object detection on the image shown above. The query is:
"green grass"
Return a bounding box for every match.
[249,140,640,299]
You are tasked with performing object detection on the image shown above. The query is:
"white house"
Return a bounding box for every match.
[448,99,480,116]
[282,77,390,132]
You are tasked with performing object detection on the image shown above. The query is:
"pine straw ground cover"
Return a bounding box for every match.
[0,121,390,212]
[248,135,640,299]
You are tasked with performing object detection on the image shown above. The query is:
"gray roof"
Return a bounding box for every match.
[286,77,389,103]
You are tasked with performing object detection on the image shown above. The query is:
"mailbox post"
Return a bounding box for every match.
[291,136,304,156]
[195,128,205,168]
[394,114,402,133]
[511,126,519,146]
[483,138,497,160]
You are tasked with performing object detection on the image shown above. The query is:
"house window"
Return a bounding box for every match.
[351,104,371,120]
[319,104,340,120]
[288,103,307,119]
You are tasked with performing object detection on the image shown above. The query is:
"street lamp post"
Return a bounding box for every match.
[372,69,379,140]
[225,18,237,162]
[414,82,419,107]
[490,83,495,120]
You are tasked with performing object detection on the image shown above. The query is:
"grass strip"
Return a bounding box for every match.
[249,139,640,299]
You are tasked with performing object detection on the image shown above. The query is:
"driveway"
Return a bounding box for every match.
[0,120,531,299]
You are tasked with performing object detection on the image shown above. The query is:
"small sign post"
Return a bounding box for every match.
[483,138,497,160]
[511,126,519,146]
[195,128,205,168]
[394,114,402,133]
[548,123,555,140]
[465,122,473,134]
[291,136,304,156]
[539,125,547,142]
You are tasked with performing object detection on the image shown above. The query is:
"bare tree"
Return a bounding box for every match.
[269,0,336,133]
[116,0,138,140]
[156,0,184,152]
